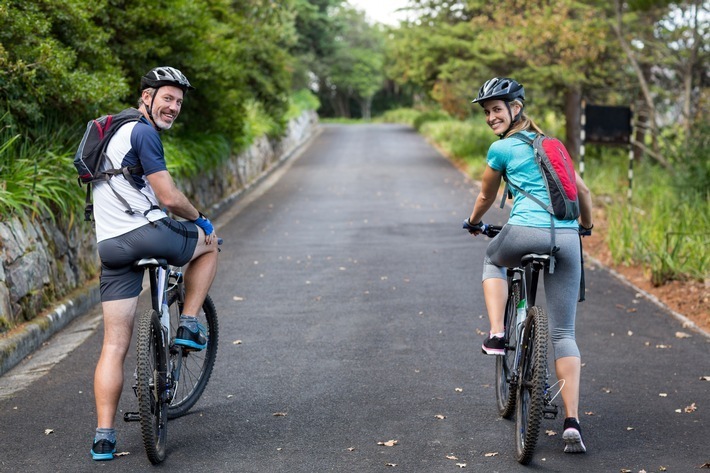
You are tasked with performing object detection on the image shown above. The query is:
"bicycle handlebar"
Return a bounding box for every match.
[462,219,501,238]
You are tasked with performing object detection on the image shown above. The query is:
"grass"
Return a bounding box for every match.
[0,118,83,222]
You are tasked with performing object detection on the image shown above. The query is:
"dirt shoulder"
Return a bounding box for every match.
[580,207,709,335]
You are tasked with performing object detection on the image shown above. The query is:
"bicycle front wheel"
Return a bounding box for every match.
[167,293,219,419]
[496,279,521,419]
[136,308,168,464]
[514,305,548,465]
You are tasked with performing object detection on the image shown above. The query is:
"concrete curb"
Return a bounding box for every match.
[0,285,100,376]
[584,253,710,340]
[0,122,320,378]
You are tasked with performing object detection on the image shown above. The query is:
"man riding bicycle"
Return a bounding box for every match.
[89,67,219,461]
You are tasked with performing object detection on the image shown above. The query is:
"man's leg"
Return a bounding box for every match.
[94,297,138,429]
[181,231,219,317]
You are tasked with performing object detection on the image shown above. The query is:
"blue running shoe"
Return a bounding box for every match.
[91,438,116,461]
[174,322,207,350]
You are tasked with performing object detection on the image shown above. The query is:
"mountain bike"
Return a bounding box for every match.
[464,222,559,464]
[123,243,220,464]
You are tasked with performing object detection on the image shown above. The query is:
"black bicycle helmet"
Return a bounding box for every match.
[471,77,524,105]
[141,66,194,92]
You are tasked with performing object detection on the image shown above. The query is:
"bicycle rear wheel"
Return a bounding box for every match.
[514,305,548,465]
[166,293,219,419]
[136,308,168,464]
[496,279,521,419]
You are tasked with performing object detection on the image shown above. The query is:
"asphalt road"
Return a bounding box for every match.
[0,124,708,473]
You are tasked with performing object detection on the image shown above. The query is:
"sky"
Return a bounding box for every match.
[347,0,411,25]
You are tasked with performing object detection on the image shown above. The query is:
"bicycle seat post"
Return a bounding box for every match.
[521,254,551,307]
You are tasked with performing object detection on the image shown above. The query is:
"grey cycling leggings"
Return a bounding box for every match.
[482,224,582,360]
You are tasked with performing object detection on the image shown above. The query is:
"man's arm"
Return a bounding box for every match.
[145,170,200,221]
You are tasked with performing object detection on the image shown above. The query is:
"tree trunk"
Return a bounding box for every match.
[612,0,666,166]
[359,96,373,121]
[564,86,582,161]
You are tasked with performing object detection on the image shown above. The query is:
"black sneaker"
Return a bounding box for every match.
[563,417,587,453]
[174,323,207,350]
[90,438,116,461]
[481,334,505,355]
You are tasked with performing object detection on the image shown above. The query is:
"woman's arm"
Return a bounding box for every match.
[468,165,503,224]
[576,171,593,229]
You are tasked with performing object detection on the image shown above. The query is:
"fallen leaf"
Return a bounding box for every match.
[675,409,682,413]
[446,455,458,460]
[546,430,557,436]
[626,427,635,431]
[656,344,672,349]
[602,387,612,394]
[273,412,288,417]
[700,462,710,468]
[626,308,637,313]
[456,463,467,468]
[232,340,243,345]
[227,394,234,399]
[347,447,356,452]
[378,440,399,447]
[484,452,498,457]
[684,403,697,413]
[627,330,634,336]
[701,376,710,381]
[585,411,595,416]
[434,414,446,420]
[385,463,397,467]
[44,429,54,435]
[659,393,668,397]
[620,469,632,473]
[455,388,463,393]
[675,331,692,339]
[659,468,667,472]
[232,296,244,301]
[114,452,130,457]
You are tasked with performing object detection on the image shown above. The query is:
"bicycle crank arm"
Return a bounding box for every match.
[123,411,141,422]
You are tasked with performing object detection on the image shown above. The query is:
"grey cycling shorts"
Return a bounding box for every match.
[98,218,199,302]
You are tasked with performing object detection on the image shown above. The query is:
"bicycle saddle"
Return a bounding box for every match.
[521,253,552,266]
[132,258,168,269]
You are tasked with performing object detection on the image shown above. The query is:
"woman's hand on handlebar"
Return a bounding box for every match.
[578,223,593,237]
[463,218,485,235]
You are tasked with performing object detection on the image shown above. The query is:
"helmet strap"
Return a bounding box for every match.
[145,88,165,132]
[499,102,523,138]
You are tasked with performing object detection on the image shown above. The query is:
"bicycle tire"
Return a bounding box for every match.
[495,279,521,419]
[136,308,168,464]
[166,293,219,419]
[514,305,548,465]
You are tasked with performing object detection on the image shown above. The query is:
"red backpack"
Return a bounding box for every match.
[502,132,580,221]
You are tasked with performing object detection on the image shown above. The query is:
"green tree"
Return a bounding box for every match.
[325,5,385,119]
[0,0,128,129]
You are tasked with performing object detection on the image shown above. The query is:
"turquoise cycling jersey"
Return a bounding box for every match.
[486,131,577,229]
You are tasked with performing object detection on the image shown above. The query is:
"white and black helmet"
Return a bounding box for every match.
[471,77,524,105]
[141,66,194,92]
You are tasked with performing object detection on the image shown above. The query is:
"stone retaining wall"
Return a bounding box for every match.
[0,110,318,333]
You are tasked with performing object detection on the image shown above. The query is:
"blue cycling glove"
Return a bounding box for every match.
[193,213,214,236]
[463,218,484,234]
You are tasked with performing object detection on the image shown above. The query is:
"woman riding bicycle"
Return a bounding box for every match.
[464,77,593,454]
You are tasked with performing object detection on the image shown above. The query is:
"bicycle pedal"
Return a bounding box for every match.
[543,403,559,419]
[123,412,141,422]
